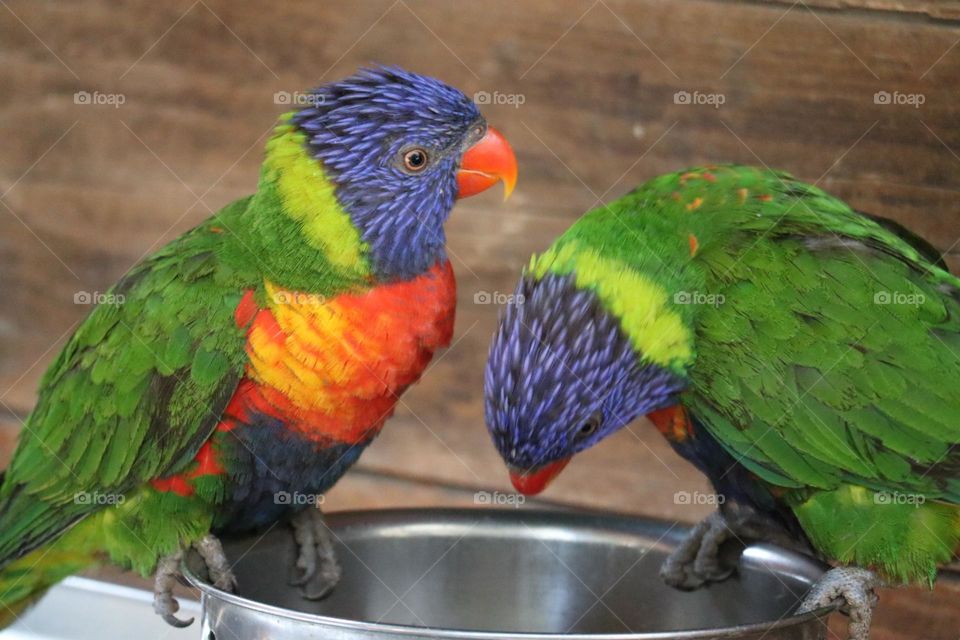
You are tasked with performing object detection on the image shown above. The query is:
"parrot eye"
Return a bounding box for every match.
[576,413,602,439]
[402,148,429,172]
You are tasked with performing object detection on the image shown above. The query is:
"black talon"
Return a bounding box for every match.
[301,580,336,601]
[289,568,315,587]
[163,614,194,628]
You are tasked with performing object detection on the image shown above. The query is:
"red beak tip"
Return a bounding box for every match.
[509,473,543,496]
[507,458,571,496]
[457,126,517,200]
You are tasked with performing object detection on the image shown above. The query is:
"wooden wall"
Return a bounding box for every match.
[1,1,959,638]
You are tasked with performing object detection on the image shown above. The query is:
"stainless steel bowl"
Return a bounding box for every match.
[185,508,835,639]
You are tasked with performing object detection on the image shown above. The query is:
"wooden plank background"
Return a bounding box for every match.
[1,1,959,638]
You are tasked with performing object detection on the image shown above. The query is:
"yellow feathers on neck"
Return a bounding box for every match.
[261,115,368,272]
[530,242,694,371]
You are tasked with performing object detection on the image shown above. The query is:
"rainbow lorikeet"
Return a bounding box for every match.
[0,67,517,627]
[483,165,958,640]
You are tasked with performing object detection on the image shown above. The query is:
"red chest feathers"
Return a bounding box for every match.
[230,261,456,444]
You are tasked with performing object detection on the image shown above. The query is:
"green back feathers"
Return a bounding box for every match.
[682,168,960,581]
[0,206,252,566]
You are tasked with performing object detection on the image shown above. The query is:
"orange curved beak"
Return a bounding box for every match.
[508,458,571,496]
[457,126,517,200]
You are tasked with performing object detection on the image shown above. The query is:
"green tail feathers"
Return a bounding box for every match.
[0,523,101,626]
[793,485,960,585]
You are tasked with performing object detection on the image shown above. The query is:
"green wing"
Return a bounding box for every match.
[688,174,960,502]
[0,197,255,565]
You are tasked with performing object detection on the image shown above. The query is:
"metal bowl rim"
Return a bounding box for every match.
[184,507,837,639]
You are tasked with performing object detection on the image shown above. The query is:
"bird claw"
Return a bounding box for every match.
[290,537,317,587]
[797,567,880,640]
[194,534,238,592]
[300,560,341,600]
[289,507,341,600]
[661,510,737,590]
[154,534,237,628]
[162,612,195,629]
[154,551,195,628]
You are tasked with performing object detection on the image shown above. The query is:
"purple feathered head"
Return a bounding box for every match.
[291,66,516,280]
[484,273,687,494]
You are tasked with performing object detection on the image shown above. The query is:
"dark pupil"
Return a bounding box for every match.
[407,151,425,167]
[581,421,596,435]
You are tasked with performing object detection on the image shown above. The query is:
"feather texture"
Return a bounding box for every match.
[493,164,960,583]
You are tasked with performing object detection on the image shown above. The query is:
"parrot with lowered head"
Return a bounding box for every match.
[0,66,516,627]
[484,165,958,640]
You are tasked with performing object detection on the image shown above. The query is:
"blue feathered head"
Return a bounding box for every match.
[291,67,515,280]
[484,273,687,494]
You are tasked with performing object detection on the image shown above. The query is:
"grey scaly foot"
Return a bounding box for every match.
[289,507,341,600]
[194,533,237,591]
[154,535,237,627]
[797,567,880,640]
[154,551,193,628]
[660,511,736,589]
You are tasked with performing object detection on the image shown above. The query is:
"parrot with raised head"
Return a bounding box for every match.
[483,165,958,640]
[0,66,517,627]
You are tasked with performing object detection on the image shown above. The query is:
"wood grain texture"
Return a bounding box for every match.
[1,1,959,637]
[760,0,960,21]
